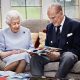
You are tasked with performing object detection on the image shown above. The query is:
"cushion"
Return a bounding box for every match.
[31,33,39,47]
[44,62,59,72]
[38,32,46,49]
[71,61,80,73]
[44,61,80,73]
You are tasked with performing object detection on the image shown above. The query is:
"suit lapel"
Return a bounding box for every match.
[49,24,56,46]
[59,17,70,48]
[52,27,56,45]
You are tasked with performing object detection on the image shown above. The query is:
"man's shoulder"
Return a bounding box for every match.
[65,16,80,24]
[47,23,54,29]
[47,23,53,26]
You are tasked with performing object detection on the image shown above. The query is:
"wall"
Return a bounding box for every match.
[1,0,10,28]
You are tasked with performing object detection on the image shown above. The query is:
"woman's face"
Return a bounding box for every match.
[9,18,20,33]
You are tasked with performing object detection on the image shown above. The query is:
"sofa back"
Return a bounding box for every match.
[21,19,50,32]
[21,19,49,48]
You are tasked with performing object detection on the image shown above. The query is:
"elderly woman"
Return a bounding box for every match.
[0,10,34,73]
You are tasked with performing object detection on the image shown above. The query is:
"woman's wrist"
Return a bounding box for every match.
[0,51,3,59]
[0,51,2,57]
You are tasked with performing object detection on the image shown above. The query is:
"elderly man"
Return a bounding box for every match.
[30,3,80,79]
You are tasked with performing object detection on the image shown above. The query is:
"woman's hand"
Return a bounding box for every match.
[0,50,17,58]
[0,49,26,59]
[0,50,19,58]
[11,49,26,54]
[16,49,26,54]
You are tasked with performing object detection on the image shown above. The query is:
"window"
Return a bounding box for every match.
[1,0,80,28]
[11,0,42,20]
[10,0,80,20]
[51,0,80,19]
[65,0,80,19]
[0,0,1,28]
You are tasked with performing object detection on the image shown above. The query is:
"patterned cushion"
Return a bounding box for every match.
[31,33,39,47]
[38,32,46,49]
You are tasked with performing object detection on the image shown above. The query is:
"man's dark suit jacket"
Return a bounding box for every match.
[45,16,80,58]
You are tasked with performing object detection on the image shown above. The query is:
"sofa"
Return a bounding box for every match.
[0,19,80,79]
[21,19,80,79]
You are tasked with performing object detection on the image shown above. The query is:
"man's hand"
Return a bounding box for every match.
[46,51,60,61]
[28,52,38,56]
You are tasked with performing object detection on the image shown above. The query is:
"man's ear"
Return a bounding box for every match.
[8,23,11,26]
[59,11,63,15]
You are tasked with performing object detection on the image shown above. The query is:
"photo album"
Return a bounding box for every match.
[31,46,62,56]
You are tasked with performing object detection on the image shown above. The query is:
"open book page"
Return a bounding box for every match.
[18,46,62,56]
[19,49,45,55]
[30,46,62,56]
[31,49,49,56]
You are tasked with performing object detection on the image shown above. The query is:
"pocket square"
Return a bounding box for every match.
[67,33,73,37]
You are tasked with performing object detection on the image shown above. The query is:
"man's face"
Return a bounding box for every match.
[9,18,20,33]
[47,7,62,26]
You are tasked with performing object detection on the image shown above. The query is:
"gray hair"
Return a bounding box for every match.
[6,10,22,25]
[47,3,63,14]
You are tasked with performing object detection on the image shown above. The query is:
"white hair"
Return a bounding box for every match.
[47,3,63,14]
[6,10,22,25]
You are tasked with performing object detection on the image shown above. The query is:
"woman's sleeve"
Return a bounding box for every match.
[28,29,35,50]
[0,30,5,51]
